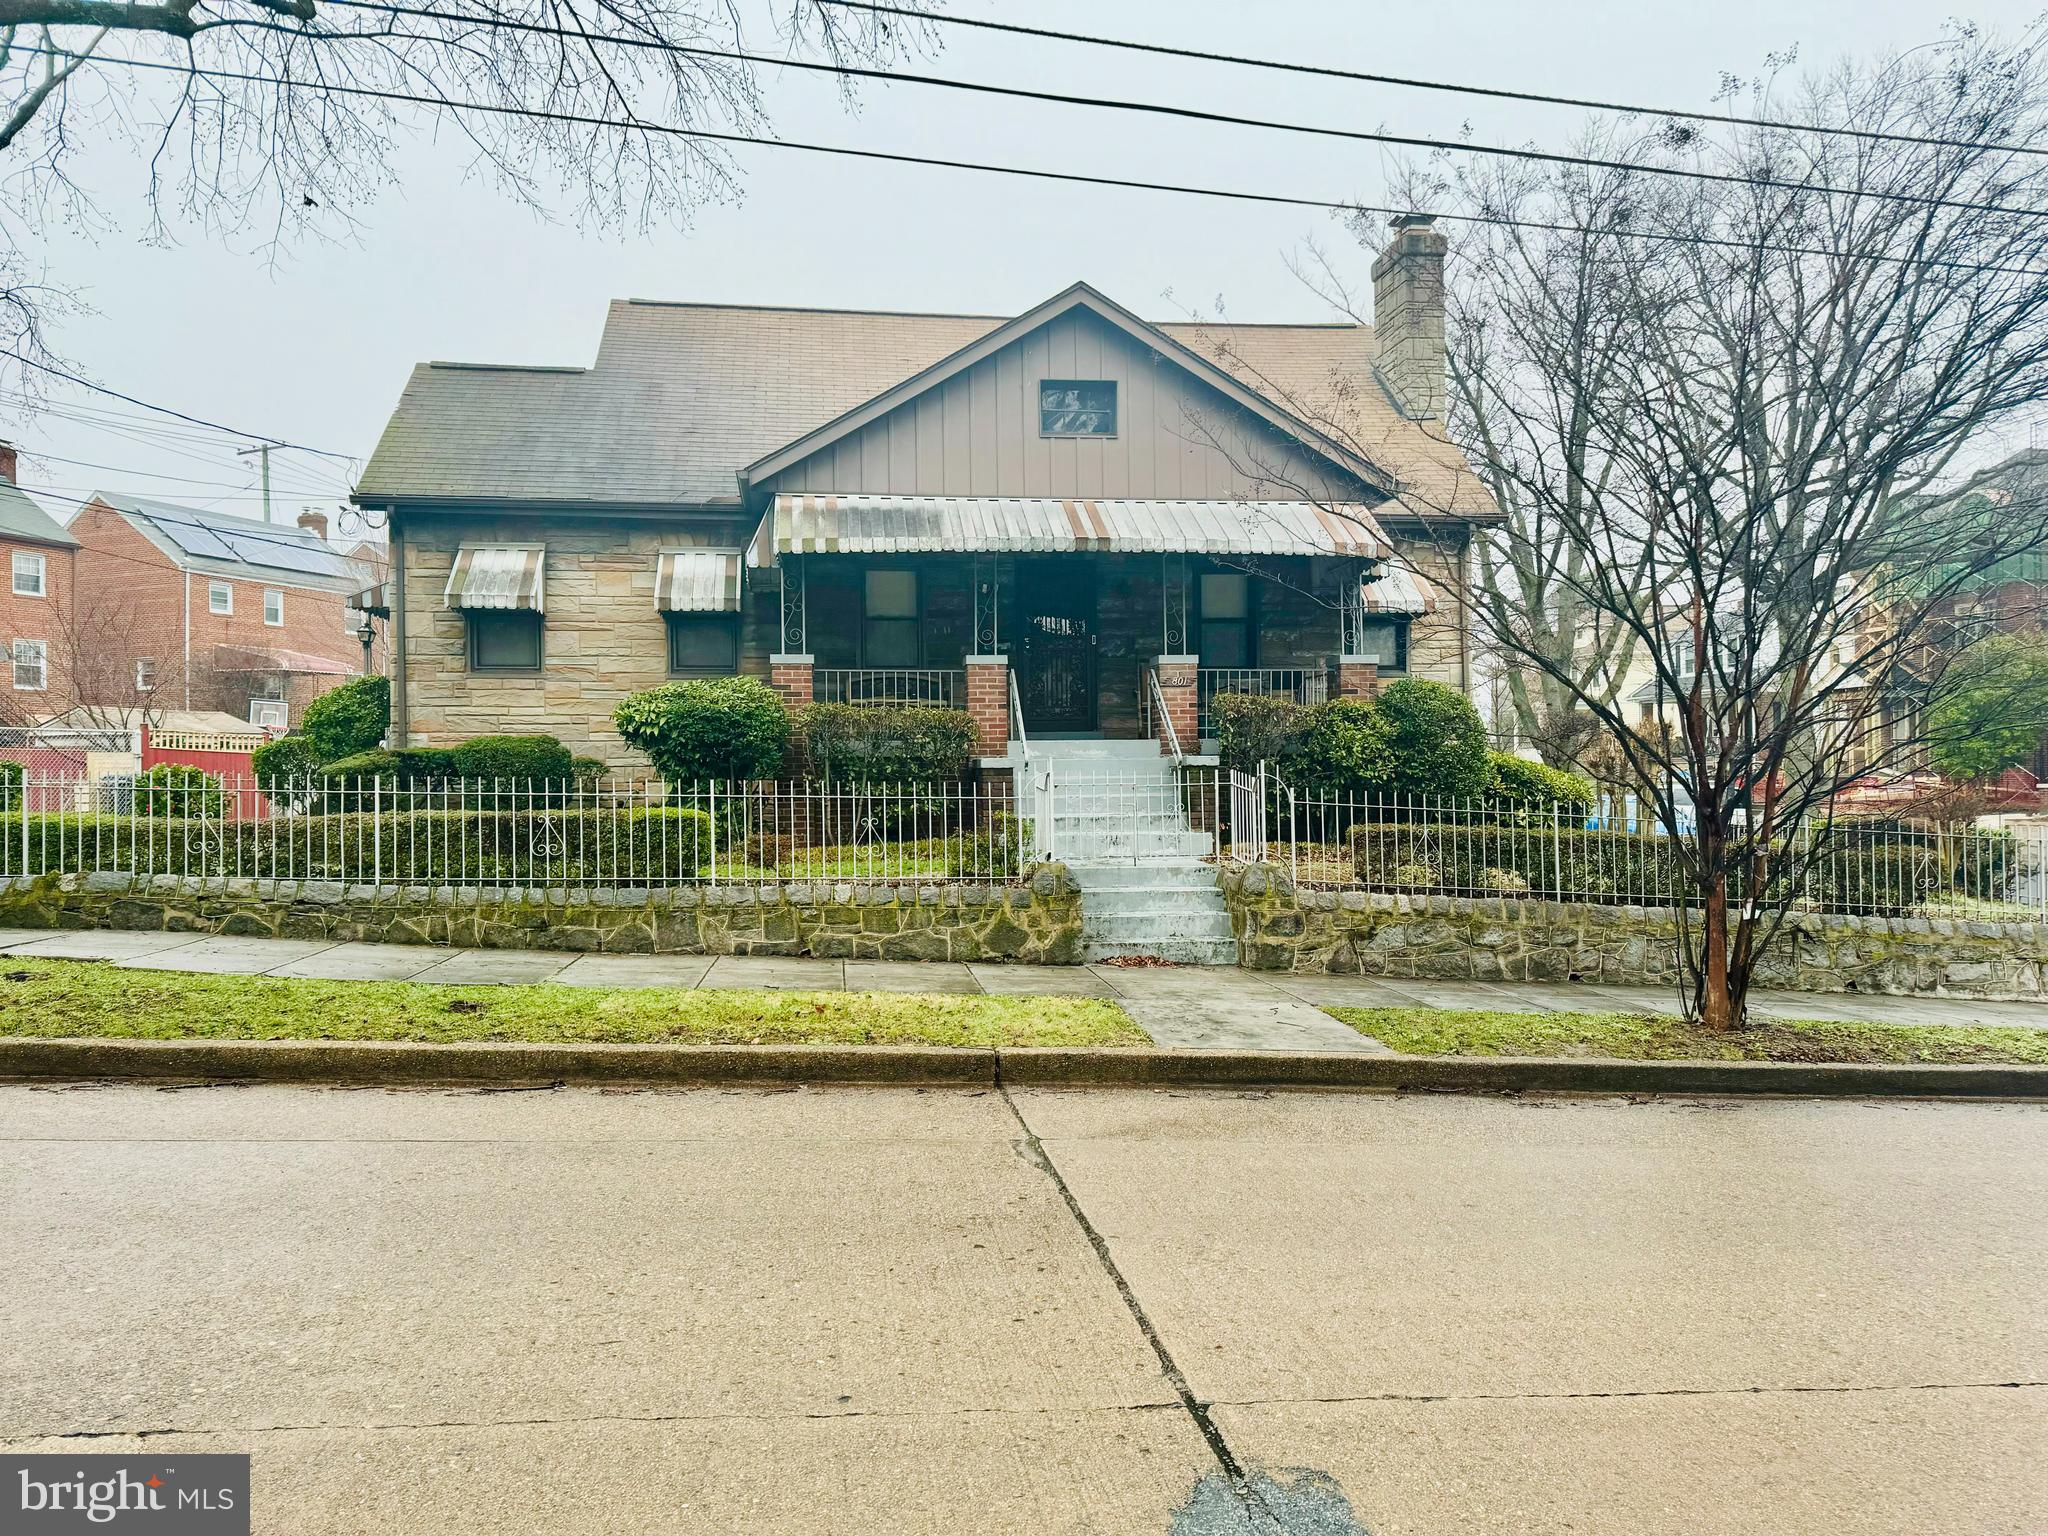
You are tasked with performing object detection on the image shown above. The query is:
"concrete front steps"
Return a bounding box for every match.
[1072,860,1238,966]
[1016,736,1238,964]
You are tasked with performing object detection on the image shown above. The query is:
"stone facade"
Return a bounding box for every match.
[1222,865,2048,1001]
[396,511,774,770]
[0,866,1084,964]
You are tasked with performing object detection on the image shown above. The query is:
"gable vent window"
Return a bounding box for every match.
[1039,380,1117,437]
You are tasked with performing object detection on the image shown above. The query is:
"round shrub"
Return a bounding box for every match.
[614,677,790,783]
[1375,679,1490,801]
[570,756,607,784]
[448,734,573,783]
[299,675,390,764]
[1212,692,1312,776]
[1291,698,1392,794]
[136,763,225,819]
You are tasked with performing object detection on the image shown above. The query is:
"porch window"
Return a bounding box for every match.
[1039,380,1117,436]
[667,614,739,676]
[1356,617,1408,674]
[467,610,542,673]
[1198,572,1253,667]
[863,569,920,667]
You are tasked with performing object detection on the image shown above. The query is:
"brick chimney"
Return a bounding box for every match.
[1371,214,1449,421]
[297,508,329,541]
[0,441,16,485]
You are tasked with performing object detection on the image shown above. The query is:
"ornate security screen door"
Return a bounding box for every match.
[1019,559,1097,731]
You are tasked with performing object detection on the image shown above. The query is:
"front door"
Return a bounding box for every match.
[1019,559,1097,732]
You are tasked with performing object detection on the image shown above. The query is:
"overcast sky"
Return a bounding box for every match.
[8,0,2044,541]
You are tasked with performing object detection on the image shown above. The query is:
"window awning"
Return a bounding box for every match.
[445,545,545,612]
[753,494,1389,565]
[1361,565,1436,615]
[656,549,744,613]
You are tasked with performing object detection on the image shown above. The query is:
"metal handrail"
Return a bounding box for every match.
[1008,667,1030,765]
[1147,666,1185,766]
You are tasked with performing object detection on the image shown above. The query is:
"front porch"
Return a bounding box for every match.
[760,544,1426,759]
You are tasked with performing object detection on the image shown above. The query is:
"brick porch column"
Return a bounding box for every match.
[965,655,1010,756]
[1152,654,1198,751]
[1335,656,1380,701]
[770,653,814,709]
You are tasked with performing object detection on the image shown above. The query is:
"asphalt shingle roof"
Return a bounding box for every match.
[0,480,79,548]
[355,295,1494,519]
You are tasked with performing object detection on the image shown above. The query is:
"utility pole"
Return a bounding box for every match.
[237,443,273,522]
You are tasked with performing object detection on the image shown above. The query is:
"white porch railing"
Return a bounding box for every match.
[814,668,966,708]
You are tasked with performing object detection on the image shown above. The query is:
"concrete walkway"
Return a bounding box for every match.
[0,927,2042,1049]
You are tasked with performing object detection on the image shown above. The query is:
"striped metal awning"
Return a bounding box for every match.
[1361,564,1437,615]
[444,545,545,612]
[755,494,1389,565]
[657,549,744,612]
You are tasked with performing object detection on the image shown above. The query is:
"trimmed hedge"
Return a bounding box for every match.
[796,703,978,784]
[1350,821,1679,902]
[1486,753,1597,822]
[614,677,790,783]
[447,734,574,782]
[12,807,713,883]
[1214,681,1490,801]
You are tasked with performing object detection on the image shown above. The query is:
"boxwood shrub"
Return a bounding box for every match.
[1486,752,1597,822]
[615,677,790,783]
[299,675,390,763]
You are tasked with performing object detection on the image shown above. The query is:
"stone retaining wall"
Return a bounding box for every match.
[0,868,1083,965]
[1221,865,2048,1000]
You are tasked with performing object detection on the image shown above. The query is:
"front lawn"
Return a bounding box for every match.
[1331,1006,2048,1065]
[0,958,1142,1048]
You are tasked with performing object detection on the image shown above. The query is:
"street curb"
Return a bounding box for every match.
[2,1037,2047,1099]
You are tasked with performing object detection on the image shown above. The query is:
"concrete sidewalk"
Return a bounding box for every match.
[0,926,2041,1050]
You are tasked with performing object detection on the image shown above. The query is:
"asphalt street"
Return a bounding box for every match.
[2,1082,2043,1533]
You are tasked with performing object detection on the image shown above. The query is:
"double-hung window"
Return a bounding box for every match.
[11,551,44,597]
[12,638,46,691]
[209,581,233,616]
[263,589,284,626]
[862,570,920,667]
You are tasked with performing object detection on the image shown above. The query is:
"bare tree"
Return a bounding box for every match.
[40,583,190,728]
[0,0,932,388]
[1377,32,2048,1029]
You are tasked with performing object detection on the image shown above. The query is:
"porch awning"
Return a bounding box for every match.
[656,549,744,613]
[754,494,1390,565]
[1361,564,1437,615]
[445,545,545,611]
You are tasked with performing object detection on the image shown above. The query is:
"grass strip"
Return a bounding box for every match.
[0,957,1142,1049]
[1330,1005,2048,1065]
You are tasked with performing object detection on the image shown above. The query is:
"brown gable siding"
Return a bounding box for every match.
[762,308,1374,507]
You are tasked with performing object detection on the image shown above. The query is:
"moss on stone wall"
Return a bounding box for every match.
[1221,864,2047,1000]
[0,865,1084,965]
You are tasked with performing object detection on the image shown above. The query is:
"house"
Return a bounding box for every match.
[64,495,373,728]
[354,217,1498,773]
[0,442,80,713]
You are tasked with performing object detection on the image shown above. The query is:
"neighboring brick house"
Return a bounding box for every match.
[355,218,1498,772]
[0,443,80,714]
[64,494,373,728]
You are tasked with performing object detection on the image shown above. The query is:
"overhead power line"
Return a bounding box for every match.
[316,1,2048,224]
[1,350,357,462]
[817,0,2048,160]
[31,45,2048,281]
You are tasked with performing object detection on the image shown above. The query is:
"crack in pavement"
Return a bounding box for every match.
[1209,1379,2048,1408]
[17,1401,1191,1442]
[996,1084,1376,1536]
